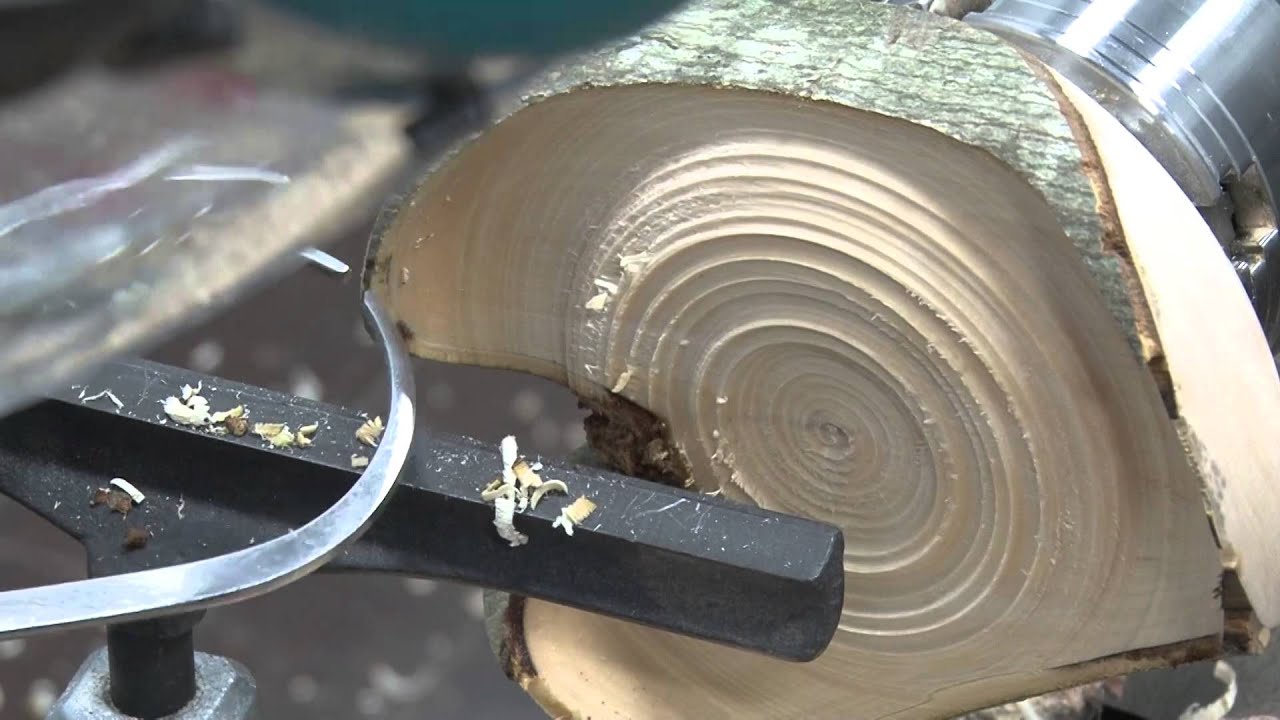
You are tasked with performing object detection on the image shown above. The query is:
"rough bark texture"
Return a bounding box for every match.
[580,395,691,489]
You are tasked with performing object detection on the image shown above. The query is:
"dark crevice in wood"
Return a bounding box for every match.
[500,595,536,682]
[1024,52,1178,418]
[580,393,692,489]
[1055,634,1221,674]
[1221,567,1270,654]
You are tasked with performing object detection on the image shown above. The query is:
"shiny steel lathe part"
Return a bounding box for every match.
[967,0,1280,355]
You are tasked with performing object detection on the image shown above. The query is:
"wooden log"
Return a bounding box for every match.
[364,1,1280,717]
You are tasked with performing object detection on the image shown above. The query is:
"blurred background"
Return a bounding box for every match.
[0,0,601,716]
[0,1,1277,718]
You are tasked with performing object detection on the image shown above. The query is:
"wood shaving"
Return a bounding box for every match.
[619,251,653,275]
[482,482,517,502]
[480,434,600,543]
[82,389,124,411]
[123,527,150,551]
[253,422,286,437]
[530,480,568,509]
[92,487,133,515]
[209,405,244,423]
[109,478,145,504]
[513,460,542,489]
[163,394,210,425]
[593,278,619,294]
[356,416,384,447]
[716,396,728,405]
[253,422,296,448]
[296,422,319,448]
[351,454,370,469]
[584,291,609,311]
[552,497,597,536]
[492,496,528,547]
[161,383,235,428]
[1179,660,1237,720]
[269,429,296,448]
[225,415,249,436]
[482,435,591,544]
[400,267,411,285]
[500,436,518,484]
[500,438,528,510]
[611,368,633,394]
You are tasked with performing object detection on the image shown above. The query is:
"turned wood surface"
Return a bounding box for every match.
[364,2,1280,718]
[484,0,1151,362]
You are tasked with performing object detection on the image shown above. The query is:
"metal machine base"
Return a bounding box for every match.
[48,649,257,720]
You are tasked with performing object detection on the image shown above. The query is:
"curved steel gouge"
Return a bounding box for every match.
[0,291,416,638]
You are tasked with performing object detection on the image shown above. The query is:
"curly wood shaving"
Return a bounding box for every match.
[1179,661,1237,720]
[530,480,568,509]
[552,496,596,536]
[83,389,124,411]
[296,422,320,447]
[500,435,518,483]
[109,478,145,504]
[513,460,542,489]
[163,394,211,426]
[492,496,528,547]
[356,416,384,447]
[161,383,244,431]
[482,435,597,544]
[209,405,244,423]
[269,430,296,448]
[253,422,296,448]
[253,422,286,437]
[482,482,517,502]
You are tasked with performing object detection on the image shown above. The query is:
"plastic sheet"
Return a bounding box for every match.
[0,67,408,416]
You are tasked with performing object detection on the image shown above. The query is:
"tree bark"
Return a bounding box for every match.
[364,1,1280,717]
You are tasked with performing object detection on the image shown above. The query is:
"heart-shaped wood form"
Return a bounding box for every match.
[365,2,1280,717]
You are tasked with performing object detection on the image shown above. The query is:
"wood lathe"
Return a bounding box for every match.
[0,1,1277,718]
